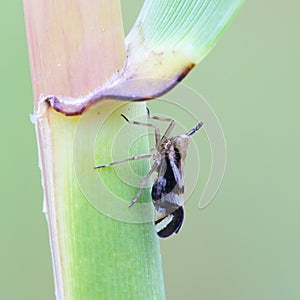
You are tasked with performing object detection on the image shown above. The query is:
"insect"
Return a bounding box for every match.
[94,108,203,238]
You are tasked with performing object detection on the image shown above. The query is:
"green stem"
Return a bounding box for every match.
[43,101,165,299]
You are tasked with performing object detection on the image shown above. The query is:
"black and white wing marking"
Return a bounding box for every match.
[152,142,186,238]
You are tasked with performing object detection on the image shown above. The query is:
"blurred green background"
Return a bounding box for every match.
[1,1,299,299]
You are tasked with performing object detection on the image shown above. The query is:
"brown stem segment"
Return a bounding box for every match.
[23,0,125,102]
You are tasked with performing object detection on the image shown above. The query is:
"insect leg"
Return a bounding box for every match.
[146,107,176,140]
[121,114,161,147]
[129,160,159,207]
[186,121,204,136]
[94,153,153,169]
[146,107,174,122]
[161,120,176,140]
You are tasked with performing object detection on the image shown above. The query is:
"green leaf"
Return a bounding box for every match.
[127,0,244,63]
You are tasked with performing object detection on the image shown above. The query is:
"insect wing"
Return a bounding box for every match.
[155,207,184,238]
[151,155,184,212]
[152,145,185,237]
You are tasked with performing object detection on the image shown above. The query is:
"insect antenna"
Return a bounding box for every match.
[120,114,129,122]
[186,121,204,136]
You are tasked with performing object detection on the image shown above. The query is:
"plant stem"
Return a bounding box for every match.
[23,1,165,299]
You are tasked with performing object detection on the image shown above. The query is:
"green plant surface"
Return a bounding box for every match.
[127,0,244,63]
[48,103,165,299]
